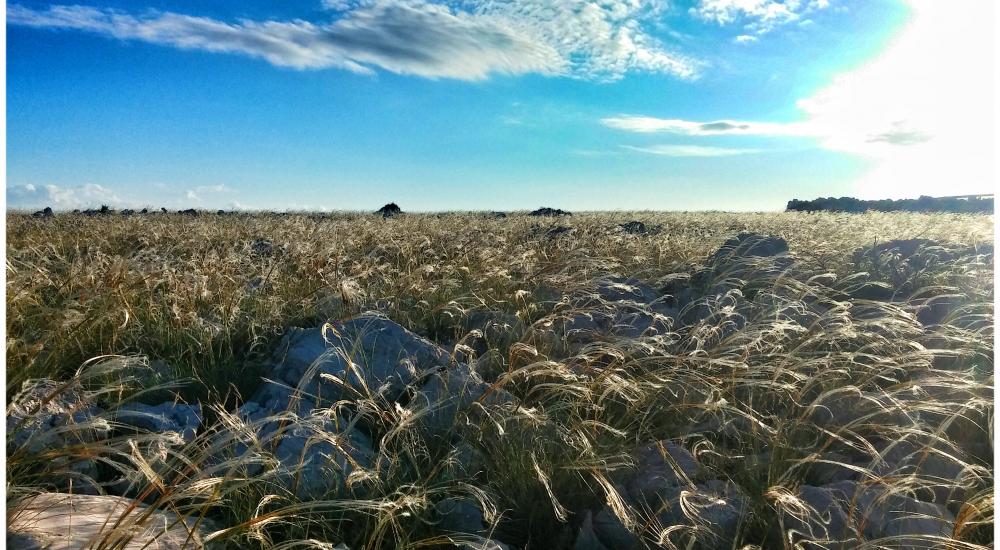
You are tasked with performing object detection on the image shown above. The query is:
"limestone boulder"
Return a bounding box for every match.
[575,441,744,550]
[7,379,107,453]
[260,312,451,407]
[781,481,955,549]
[7,492,217,549]
[621,441,700,505]
[267,413,375,500]
[708,233,789,266]
[6,379,108,491]
[116,402,202,443]
[409,363,514,441]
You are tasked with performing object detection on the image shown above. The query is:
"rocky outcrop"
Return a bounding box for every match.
[574,441,746,550]
[376,203,403,218]
[254,312,452,411]
[576,482,746,550]
[549,277,677,349]
[6,379,108,490]
[619,221,647,235]
[267,413,375,500]
[545,225,575,238]
[618,221,663,235]
[7,379,106,452]
[529,207,571,217]
[434,498,512,550]
[708,232,789,265]
[459,309,519,359]
[249,237,276,258]
[233,312,517,499]
[776,480,954,549]
[408,362,512,441]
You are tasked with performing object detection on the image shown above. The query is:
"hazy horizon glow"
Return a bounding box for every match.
[6,0,995,212]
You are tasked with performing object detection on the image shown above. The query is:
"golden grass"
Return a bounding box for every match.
[5,210,994,549]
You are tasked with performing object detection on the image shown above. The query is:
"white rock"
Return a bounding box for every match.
[7,492,216,549]
[7,379,108,491]
[7,379,106,453]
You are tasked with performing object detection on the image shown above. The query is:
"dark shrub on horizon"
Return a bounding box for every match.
[376,203,403,218]
[787,195,993,214]
[529,207,572,217]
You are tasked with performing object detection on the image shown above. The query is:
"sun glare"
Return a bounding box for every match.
[794,0,995,199]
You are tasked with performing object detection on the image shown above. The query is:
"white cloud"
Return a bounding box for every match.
[6,182,244,210]
[6,183,126,209]
[197,184,232,193]
[470,0,697,80]
[8,1,697,81]
[692,0,832,35]
[606,0,996,198]
[622,144,762,156]
[185,184,234,202]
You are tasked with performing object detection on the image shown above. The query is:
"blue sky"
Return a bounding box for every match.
[5,0,996,211]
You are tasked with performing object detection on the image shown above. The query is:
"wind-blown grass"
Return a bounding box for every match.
[5,211,994,549]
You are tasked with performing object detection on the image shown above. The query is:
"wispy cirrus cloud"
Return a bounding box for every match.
[601,115,813,136]
[8,1,698,81]
[864,123,931,146]
[622,144,763,157]
[601,113,936,156]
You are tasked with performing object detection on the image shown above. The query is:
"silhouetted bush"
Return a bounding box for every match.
[529,207,571,217]
[376,203,403,218]
[787,195,992,214]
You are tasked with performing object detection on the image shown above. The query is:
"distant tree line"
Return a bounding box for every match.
[786,195,993,214]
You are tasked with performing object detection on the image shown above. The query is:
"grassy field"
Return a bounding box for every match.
[5,211,995,549]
